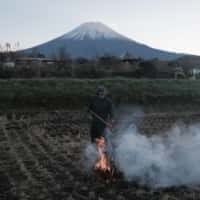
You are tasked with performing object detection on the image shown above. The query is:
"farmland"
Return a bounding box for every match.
[1,79,200,199]
[0,79,200,109]
[1,110,200,199]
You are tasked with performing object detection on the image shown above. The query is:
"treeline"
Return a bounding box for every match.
[0,50,190,79]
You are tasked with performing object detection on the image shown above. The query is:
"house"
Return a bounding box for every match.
[121,54,140,73]
[190,68,200,79]
[2,61,15,68]
[15,57,56,67]
[121,52,139,64]
[174,67,185,79]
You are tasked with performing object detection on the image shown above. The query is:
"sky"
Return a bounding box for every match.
[0,0,200,55]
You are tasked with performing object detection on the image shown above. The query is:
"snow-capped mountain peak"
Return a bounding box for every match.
[62,22,128,40]
[22,21,184,60]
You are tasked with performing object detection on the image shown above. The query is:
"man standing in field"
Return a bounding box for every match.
[88,85,114,143]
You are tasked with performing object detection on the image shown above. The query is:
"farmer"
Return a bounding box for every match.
[88,85,114,143]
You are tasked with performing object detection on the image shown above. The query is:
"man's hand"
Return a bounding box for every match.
[107,119,115,130]
[111,119,115,124]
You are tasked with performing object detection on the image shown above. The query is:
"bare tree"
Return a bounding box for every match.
[0,44,3,52]
[31,47,39,57]
[5,42,11,52]
[57,46,66,61]
[14,41,20,51]
[123,51,134,60]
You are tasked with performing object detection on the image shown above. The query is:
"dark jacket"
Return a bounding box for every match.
[89,95,113,121]
[88,95,114,141]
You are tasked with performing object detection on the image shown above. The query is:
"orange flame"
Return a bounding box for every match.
[95,137,111,172]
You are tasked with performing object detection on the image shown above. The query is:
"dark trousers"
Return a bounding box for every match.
[90,121,106,143]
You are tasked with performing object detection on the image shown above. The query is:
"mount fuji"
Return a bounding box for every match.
[22,22,184,60]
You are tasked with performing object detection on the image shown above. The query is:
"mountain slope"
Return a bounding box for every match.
[22,22,184,60]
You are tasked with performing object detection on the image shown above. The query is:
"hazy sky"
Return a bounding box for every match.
[1,0,200,55]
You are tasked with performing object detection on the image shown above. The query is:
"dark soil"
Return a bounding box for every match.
[1,110,200,200]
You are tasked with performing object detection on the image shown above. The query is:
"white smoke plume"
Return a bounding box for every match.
[84,107,200,188]
[114,121,200,188]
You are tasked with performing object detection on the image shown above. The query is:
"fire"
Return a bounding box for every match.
[95,137,111,172]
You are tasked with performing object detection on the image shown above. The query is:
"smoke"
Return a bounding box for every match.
[114,120,200,188]
[83,106,200,188]
[83,142,98,171]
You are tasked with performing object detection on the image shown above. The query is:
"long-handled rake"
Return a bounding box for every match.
[88,110,116,164]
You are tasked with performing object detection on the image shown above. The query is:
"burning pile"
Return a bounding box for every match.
[94,136,115,180]
[95,137,111,172]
